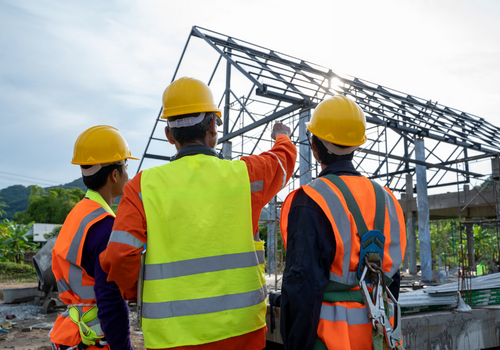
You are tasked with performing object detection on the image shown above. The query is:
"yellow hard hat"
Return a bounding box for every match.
[71,125,139,165]
[307,95,367,147]
[161,77,222,120]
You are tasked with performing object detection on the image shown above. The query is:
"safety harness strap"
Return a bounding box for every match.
[323,174,385,236]
[313,337,329,350]
[68,306,105,348]
[323,290,364,304]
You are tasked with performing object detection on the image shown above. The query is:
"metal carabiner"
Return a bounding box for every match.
[382,284,403,349]
[359,262,388,329]
[359,257,404,350]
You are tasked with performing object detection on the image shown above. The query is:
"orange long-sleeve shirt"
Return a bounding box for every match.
[100,134,297,350]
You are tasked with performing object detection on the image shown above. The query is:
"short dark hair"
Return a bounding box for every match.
[167,112,216,146]
[82,164,123,191]
[312,135,354,165]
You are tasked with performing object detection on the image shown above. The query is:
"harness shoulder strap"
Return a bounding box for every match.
[371,179,386,233]
[323,174,385,236]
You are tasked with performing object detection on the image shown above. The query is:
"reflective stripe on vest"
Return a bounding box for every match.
[142,286,267,319]
[383,189,403,277]
[320,304,370,325]
[307,178,354,285]
[58,207,107,300]
[320,299,395,325]
[140,154,267,348]
[144,250,265,280]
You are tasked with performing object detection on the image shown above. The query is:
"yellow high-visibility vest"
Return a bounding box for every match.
[140,154,267,349]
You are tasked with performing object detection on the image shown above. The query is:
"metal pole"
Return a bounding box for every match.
[274,199,278,289]
[221,48,232,159]
[492,156,500,261]
[415,138,433,282]
[299,108,312,186]
[267,201,276,275]
[406,174,417,275]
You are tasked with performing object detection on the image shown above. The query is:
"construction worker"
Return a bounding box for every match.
[51,125,138,350]
[100,77,297,350]
[279,95,407,350]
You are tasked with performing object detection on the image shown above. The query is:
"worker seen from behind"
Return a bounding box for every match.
[51,125,138,350]
[280,95,407,350]
[100,77,297,350]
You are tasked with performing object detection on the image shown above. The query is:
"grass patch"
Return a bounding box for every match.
[0,261,38,282]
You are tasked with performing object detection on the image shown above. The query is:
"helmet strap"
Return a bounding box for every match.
[168,112,206,128]
[319,138,359,156]
[81,160,126,177]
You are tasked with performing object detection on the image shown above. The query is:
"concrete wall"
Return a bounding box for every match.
[402,307,500,350]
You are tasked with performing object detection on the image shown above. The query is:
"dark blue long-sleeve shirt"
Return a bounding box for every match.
[280,160,400,350]
[82,216,133,350]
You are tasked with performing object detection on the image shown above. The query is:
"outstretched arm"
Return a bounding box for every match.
[100,173,146,300]
[241,122,297,232]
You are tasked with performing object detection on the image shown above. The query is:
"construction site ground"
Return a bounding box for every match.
[0,282,284,350]
[0,282,146,350]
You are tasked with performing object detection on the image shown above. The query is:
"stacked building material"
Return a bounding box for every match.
[399,290,457,314]
[425,273,500,307]
[398,272,500,314]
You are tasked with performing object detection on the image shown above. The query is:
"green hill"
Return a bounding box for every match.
[0,185,31,220]
[0,177,87,220]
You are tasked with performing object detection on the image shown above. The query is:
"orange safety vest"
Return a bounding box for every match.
[51,198,114,349]
[280,175,406,350]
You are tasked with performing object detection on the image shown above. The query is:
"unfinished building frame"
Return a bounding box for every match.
[139,26,500,286]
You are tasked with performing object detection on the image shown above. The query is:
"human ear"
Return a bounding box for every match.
[165,127,176,145]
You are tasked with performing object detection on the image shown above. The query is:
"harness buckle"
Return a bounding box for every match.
[357,230,385,280]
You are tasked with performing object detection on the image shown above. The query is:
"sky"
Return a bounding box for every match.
[1,0,499,192]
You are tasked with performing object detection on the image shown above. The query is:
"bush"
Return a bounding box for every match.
[44,225,62,240]
[0,261,37,282]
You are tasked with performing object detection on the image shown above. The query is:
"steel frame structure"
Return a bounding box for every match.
[138,26,500,194]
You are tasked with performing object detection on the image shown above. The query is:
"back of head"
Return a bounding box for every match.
[161,77,222,146]
[167,112,219,146]
[72,125,138,190]
[307,95,367,165]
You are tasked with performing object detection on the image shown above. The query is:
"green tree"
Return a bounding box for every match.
[15,186,85,224]
[0,190,8,218]
[0,219,38,263]
[44,225,62,240]
[473,225,497,272]
[474,175,494,190]
[429,220,463,267]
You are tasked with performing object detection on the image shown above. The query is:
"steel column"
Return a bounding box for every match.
[299,108,312,186]
[267,200,277,274]
[222,142,232,160]
[405,174,417,275]
[221,48,232,159]
[415,138,433,282]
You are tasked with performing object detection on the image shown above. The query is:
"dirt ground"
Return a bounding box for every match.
[0,282,145,350]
